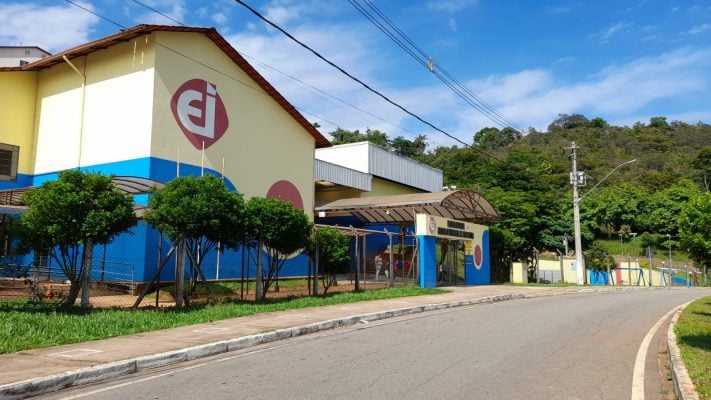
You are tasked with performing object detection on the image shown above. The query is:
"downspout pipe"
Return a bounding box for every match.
[62,55,86,169]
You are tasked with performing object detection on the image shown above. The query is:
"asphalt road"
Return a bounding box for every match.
[41,289,708,400]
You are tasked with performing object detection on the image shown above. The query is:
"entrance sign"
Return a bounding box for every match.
[415,214,476,241]
[415,213,490,287]
[171,79,229,150]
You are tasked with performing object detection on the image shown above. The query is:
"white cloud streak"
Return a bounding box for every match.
[0,1,99,51]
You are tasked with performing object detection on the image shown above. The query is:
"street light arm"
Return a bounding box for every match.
[579,159,636,202]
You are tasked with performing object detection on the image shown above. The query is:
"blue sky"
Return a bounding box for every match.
[2,1,710,147]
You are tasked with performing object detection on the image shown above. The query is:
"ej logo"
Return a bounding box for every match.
[171,79,229,149]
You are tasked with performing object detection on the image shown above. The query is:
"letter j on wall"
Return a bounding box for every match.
[171,79,229,149]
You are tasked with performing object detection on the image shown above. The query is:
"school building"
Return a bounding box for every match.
[0,25,498,289]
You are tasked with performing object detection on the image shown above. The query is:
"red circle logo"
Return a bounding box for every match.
[474,245,482,269]
[266,180,304,210]
[171,79,229,150]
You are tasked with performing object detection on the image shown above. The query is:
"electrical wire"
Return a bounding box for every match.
[128,0,423,137]
[233,0,499,159]
[351,0,527,134]
[63,0,340,133]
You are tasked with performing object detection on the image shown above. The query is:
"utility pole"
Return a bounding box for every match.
[569,142,586,285]
[567,143,636,286]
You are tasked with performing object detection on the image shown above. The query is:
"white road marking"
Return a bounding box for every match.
[49,349,102,358]
[192,327,229,333]
[630,302,689,400]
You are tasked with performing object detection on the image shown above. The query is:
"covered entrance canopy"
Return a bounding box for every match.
[0,176,165,215]
[314,190,498,224]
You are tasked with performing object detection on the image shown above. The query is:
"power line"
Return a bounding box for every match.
[126,0,423,138]
[350,0,527,134]
[233,0,499,159]
[63,0,342,133]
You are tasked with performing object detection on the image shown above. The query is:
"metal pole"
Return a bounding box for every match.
[647,246,661,287]
[362,233,367,289]
[354,232,360,291]
[313,227,319,296]
[631,233,637,286]
[667,234,672,288]
[388,231,394,288]
[256,234,263,300]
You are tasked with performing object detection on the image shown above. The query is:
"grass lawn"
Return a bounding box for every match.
[0,286,443,354]
[675,295,711,399]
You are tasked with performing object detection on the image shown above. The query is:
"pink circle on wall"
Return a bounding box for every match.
[474,245,482,268]
[266,180,304,210]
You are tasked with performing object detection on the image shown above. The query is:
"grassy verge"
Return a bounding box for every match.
[0,286,443,354]
[675,296,711,399]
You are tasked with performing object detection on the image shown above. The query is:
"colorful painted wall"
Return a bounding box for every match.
[415,214,490,288]
[0,71,37,188]
[1,29,320,282]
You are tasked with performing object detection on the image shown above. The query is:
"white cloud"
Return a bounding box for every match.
[452,47,711,133]
[212,12,227,25]
[426,0,477,13]
[132,0,186,25]
[590,21,634,42]
[0,1,99,52]
[689,24,711,35]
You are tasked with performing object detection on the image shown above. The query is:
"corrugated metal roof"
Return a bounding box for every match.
[315,142,443,192]
[0,176,164,207]
[1,24,331,148]
[314,190,498,224]
[314,160,371,191]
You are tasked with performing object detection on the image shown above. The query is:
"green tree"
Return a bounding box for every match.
[474,127,521,149]
[309,227,350,293]
[677,192,711,269]
[413,134,429,155]
[329,128,364,144]
[585,241,615,271]
[363,128,389,147]
[691,147,711,191]
[638,179,702,234]
[548,113,589,131]
[20,170,135,308]
[143,175,247,307]
[246,197,312,300]
[390,136,418,157]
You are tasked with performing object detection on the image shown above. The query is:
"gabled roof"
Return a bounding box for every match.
[1,24,330,148]
[315,190,499,224]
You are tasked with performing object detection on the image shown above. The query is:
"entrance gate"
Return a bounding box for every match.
[415,214,490,288]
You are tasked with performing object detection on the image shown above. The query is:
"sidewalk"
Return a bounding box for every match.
[0,285,634,399]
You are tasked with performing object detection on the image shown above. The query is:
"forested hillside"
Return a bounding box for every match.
[328,115,711,281]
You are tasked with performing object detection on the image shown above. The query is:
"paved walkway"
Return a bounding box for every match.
[0,285,652,399]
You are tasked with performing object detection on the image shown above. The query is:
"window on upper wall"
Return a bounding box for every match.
[0,144,19,182]
[19,60,29,66]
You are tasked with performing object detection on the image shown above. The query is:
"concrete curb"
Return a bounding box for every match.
[0,293,524,400]
[667,303,699,400]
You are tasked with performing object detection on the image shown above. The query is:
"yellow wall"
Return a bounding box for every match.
[151,31,316,215]
[33,37,156,174]
[315,187,364,205]
[0,71,37,175]
[366,177,425,197]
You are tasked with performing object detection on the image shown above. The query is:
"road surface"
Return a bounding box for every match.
[40,288,709,400]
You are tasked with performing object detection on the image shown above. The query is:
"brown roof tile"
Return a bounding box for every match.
[15,24,331,148]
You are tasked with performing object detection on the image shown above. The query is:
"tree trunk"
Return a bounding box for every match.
[80,240,94,309]
[255,233,263,301]
[63,278,82,308]
[175,238,185,308]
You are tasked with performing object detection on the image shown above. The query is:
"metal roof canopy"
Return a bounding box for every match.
[0,176,165,213]
[314,190,498,225]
